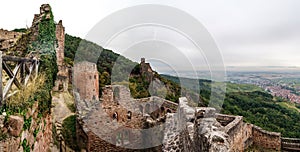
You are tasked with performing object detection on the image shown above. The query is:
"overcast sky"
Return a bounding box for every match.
[1,0,300,72]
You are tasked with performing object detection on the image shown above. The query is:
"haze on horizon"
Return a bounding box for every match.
[0,0,300,73]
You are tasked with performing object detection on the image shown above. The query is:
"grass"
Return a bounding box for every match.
[277,102,300,113]
[225,82,264,93]
[62,92,76,113]
[62,115,79,151]
[6,74,46,112]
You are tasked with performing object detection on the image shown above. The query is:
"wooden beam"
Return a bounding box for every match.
[24,63,35,86]
[3,63,21,100]
[3,62,21,89]
[35,60,39,78]
[2,55,37,62]
[20,62,25,85]
[0,51,3,107]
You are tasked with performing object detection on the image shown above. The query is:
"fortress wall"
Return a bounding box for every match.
[217,114,248,151]
[252,125,281,151]
[163,98,195,152]
[281,138,300,151]
[78,84,288,152]
[0,29,22,51]
[0,102,53,152]
[216,113,235,126]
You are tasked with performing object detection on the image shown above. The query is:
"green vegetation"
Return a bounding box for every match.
[29,5,57,115]
[62,115,79,151]
[23,117,32,131]
[64,32,300,138]
[162,74,300,138]
[22,139,31,152]
[64,34,182,102]
[0,131,7,141]
[13,28,28,33]
[0,6,58,144]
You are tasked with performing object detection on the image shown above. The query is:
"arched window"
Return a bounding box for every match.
[127,111,132,120]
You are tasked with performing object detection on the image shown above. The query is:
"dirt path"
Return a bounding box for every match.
[52,93,74,122]
[51,91,76,152]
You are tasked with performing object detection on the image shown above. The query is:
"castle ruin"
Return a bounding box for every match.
[73,61,99,101]
[74,84,293,152]
[53,20,70,92]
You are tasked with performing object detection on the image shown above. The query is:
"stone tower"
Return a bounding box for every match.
[73,61,99,101]
[55,20,65,67]
[53,20,69,91]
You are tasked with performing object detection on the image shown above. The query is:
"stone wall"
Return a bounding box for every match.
[30,4,52,42]
[281,137,300,151]
[53,20,70,92]
[0,102,53,152]
[218,114,245,151]
[55,20,64,67]
[76,84,289,152]
[73,61,99,101]
[252,125,281,151]
[216,113,282,151]
[162,98,194,152]
[0,29,22,51]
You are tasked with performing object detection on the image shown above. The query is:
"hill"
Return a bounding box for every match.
[64,34,300,137]
[162,74,300,138]
[64,34,182,102]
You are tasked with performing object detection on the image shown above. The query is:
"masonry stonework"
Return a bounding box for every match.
[74,61,99,101]
[0,29,22,51]
[75,84,293,152]
[0,102,53,152]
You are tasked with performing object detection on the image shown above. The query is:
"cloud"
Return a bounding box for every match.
[0,0,299,69]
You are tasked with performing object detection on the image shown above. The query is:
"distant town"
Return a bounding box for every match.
[227,71,300,104]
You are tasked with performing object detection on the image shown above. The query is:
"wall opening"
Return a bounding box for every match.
[145,104,150,114]
[113,112,118,120]
[127,111,132,120]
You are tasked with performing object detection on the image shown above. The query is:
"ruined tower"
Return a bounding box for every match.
[56,20,65,67]
[53,20,69,91]
[140,58,154,82]
[73,61,99,101]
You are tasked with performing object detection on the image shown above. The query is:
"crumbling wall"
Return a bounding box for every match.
[0,29,22,51]
[162,97,195,152]
[194,107,230,152]
[53,20,70,92]
[219,114,245,151]
[55,20,64,67]
[281,137,300,151]
[0,102,53,152]
[73,61,99,101]
[252,125,281,151]
[76,84,288,152]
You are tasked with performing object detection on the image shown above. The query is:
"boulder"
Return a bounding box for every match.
[8,115,24,137]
